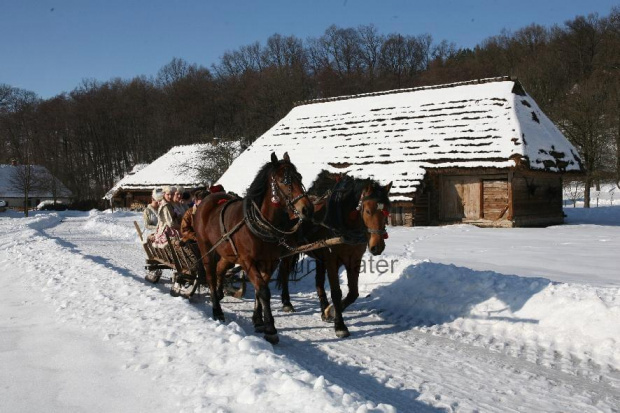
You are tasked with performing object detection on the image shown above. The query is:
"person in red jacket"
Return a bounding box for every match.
[180,190,207,244]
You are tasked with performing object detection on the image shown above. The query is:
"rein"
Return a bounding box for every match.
[244,198,302,249]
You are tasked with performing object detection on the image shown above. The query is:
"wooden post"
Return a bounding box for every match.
[134,221,154,260]
[507,171,514,220]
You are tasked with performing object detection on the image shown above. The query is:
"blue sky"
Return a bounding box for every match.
[1,0,616,99]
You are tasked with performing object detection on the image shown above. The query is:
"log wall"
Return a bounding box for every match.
[510,171,563,226]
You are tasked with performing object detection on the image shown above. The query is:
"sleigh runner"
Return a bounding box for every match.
[134,221,246,299]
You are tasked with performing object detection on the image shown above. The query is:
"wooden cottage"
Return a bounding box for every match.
[218,77,583,227]
[0,163,73,209]
[104,144,211,208]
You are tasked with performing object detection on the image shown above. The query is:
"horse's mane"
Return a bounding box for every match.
[309,171,391,204]
[353,179,391,206]
[307,170,337,197]
[245,159,302,205]
[310,171,391,231]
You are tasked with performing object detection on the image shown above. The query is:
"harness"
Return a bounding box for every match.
[204,166,309,258]
[319,176,389,243]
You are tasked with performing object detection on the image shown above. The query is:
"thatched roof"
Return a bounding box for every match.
[0,164,72,199]
[218,77,582,201]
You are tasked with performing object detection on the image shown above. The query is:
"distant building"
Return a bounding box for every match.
[218,77,584,227]
[105,142,242,208]
[0,163,73,208]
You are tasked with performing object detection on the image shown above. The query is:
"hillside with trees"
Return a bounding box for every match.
[1,8,618,206]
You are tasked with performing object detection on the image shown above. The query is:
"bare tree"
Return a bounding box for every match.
[559,79,612,207]
[563,180,585,207]
[180,139,243,186]
[9,163,44,217]
[156,58,194,87]
[357,25,384,86]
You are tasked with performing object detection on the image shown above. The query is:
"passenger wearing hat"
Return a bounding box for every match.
[153,186,180,246]
[143,188,162,234]
[172,186,190,219]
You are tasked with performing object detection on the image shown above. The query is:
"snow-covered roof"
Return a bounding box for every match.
[0,164,72,199]
[105,143,241,200]
[218,77,582,201]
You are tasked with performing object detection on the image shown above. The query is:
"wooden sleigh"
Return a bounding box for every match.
[134,221,246,299]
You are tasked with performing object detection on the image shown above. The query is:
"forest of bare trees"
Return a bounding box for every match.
[1,9,618,206]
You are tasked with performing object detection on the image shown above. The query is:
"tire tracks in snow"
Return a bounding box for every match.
[44,215,620,412]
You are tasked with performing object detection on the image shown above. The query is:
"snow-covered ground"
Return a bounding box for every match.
[1,205,619,412]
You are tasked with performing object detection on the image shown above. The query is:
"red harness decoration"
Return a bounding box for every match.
[217,198,228,205]
[210,184,225,193]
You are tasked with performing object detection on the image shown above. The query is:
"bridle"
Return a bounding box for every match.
[356,191,389,239]
[270,165,310,221]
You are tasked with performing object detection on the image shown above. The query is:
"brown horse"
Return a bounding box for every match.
[194,152,312,344]
[278,173,392,338]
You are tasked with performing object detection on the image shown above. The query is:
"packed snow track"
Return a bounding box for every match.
[2,209,619,412]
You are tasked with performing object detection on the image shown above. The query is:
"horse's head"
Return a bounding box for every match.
[357,181,392,255]
[268,152,313,221]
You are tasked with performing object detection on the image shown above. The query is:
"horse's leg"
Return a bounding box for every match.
[203,252,224,322]
[244,261,274,341]
[325,260,350,338]
[341,260,361,312]
[248,262,279,344]
[278,256,295,313]
[257,280,278,344]
[315,260,331,322]
[215,259,232,300]
[252,294,265,333]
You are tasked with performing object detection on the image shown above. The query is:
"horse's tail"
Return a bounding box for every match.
[275,253,300,290]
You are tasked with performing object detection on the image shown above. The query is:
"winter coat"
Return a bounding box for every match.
[180,205,198,243]
[157,200,178,231]
[143,204,158,230]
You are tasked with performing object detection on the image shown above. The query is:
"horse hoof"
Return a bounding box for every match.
[213,312,225,322]
[170,287,180,297]
[321,313,335,323]
[335,328,350,338]
[264,334,279,345]
[282,304,296,313]
[322,305,336,322]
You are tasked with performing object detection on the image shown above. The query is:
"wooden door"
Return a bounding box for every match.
[442,177,481,221]
[482,179,509,220]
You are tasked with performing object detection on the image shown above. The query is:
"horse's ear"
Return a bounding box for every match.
[283,152,291,162]
[271,152,278,164]
[385,181,393,193]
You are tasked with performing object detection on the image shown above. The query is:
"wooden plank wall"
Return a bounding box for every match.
[388,169,563,227]
[482,180,509,220]
[441,176,481,220]
[511,172,563,225]
[389,202,415,226]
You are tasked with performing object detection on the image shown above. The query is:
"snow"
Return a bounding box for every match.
[1,204,619,411]
[218,78,581,200]
[0,211,392,413]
